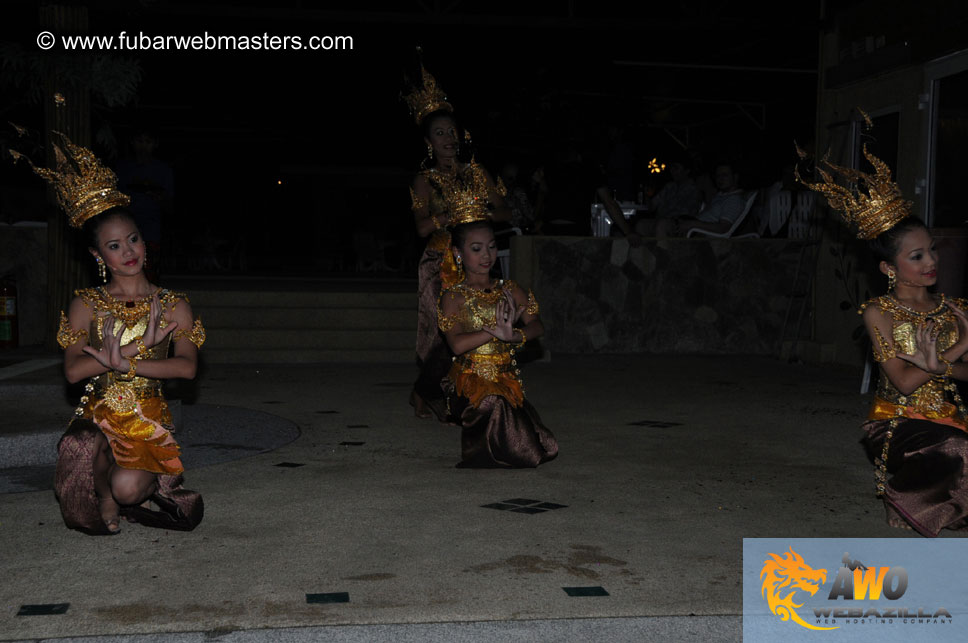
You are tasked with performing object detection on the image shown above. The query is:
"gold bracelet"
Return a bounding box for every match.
[937,354,953,380]
[516,328,527,346]
[135,336,149,358]
[118,357,137,381]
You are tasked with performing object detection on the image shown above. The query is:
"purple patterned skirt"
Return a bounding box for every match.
[861,418,968,537]
[54,419,203,535]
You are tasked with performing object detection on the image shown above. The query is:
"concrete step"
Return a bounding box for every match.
[196,306,416,330]
[161,278,422,362]
[201,347,414,363]
[204,328,414,351]
[186,289,417,309]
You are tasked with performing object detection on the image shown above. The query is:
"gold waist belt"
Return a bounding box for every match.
[456,352,512,382]
[94,381,164,415]
[868,396,958,422]
[94,374,162,396]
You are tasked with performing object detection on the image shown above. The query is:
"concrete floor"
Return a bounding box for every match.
[0,354,943,642]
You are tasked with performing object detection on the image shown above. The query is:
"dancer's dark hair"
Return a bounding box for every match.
[421,109,457,139]
[451,220,494,249]
[81,208,138,250]
[869,216,928,264]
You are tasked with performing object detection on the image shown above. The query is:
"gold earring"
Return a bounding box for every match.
[426,144,433,159]
[96,256,107,283]
[887,268,896,291]
[455,254,464,281]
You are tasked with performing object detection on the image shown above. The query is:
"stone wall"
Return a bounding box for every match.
[510,236,809,354]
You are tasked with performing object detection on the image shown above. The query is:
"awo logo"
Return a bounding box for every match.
[759,548,953,631]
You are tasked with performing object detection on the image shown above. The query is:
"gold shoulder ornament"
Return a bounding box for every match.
[410,186,427,212]
[869,325,896,363]
[951,298,968,315]
[437,292,460,332]
[56,311,88,349]
[174,318,206,348]
[526,289,540,316]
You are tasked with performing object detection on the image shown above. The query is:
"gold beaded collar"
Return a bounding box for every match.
[78,287,183,328]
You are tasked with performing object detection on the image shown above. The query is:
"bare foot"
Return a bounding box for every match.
[97,495,122,535]
[410,390,432,419]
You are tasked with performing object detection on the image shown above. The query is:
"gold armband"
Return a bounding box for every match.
[526,290,540,316]
[56,311,88,349]
[409,187,427,212]
[174,318,207,348]
[437,294,459,332]
[870,325,896,363]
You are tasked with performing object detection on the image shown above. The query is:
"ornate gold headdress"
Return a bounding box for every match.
[795,111,910,240]
[443,163,494,226]
[402,64,453,125]
[9,130,130,228]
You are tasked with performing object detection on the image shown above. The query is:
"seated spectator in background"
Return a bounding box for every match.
[689,149,717,205]
[656,163,744,237]
[637,158,702,235]
[651,159,702,219]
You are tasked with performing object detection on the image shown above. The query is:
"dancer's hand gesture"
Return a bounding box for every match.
[485,296,517,342]
[141,295,178,348]
[82,316,126,372]
[502,288,525,325]
[947,301,968,354]
[896,319,942,374]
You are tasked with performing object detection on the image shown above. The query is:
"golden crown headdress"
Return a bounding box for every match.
[9,129,130,228]
[795,111,910,240]
[442,162,493,225]
[402,64,453,125]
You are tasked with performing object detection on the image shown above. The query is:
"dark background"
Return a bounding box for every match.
[1,1,821,274]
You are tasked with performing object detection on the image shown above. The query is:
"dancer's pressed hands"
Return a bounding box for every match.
[947,302,968,357]
[484,296,517,342]
[82,316,126,372]
[141,295,178,348]
[504,288,525,325]
[895,319,942,374]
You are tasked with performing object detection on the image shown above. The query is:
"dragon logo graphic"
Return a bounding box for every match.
[760,547,837,631]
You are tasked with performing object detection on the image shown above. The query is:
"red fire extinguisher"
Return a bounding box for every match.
[0,275,18,349]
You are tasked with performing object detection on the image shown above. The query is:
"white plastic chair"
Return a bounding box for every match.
[589,203,637,237]
[685,191,759,239]
[768,190,792,236]
[759,182,781,237]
